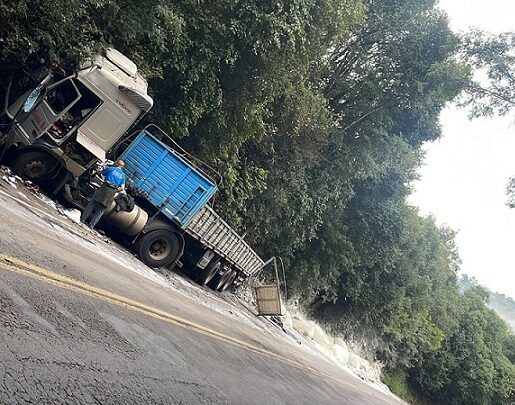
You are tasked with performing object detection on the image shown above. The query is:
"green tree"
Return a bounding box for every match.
[459,30,515,118]
[458,31,515,210]
[412,287,515,405]
[274,0,469,306]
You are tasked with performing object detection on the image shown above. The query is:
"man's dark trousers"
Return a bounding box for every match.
[80,199,107,229]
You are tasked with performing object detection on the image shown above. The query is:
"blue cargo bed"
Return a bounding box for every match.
[120,130,217,228]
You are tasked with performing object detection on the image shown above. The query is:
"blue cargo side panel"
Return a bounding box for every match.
[120,130,217,228]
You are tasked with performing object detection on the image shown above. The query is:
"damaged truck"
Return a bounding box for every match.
[0,48,265,292]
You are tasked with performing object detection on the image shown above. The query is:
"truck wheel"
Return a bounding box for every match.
[137,230,181,268]
[209,267,231,291]
[219,270,238,292]
[12,151,57,181]
[197,259,221,286]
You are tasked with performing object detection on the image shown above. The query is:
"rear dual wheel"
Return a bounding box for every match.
[209,268,238,292]
[219,270,238,292]
[196,259,220,286]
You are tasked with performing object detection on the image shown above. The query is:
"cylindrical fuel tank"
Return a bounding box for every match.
[103,202,148,236]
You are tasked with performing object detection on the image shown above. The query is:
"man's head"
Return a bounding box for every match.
[115,160,125,168]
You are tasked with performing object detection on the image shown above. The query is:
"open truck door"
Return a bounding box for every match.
[15,79,82,144]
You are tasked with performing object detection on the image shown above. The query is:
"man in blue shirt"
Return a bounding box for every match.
[80,160,126,229]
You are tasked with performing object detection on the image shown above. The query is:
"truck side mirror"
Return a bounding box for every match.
[22,72,53,113]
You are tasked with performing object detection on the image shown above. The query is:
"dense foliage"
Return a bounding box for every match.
[489,292,515,332]
[458,30,515,118]
[1,0,513,403]
[461,275,515,333]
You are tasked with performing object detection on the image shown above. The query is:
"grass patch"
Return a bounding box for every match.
[381,369,427,404]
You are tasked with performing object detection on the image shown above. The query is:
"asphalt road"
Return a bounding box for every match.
[0,179,403,405]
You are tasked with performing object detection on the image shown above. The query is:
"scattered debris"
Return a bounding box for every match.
[34,192,61,212]
[2,175,18,188]
[62,208,82,223]
[24,180,40,193]
[270,316,284,328]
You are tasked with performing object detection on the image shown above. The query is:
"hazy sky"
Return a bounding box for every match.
[409,0,515,298]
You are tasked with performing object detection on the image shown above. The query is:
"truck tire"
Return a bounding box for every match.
[12,150,58,181]
[136,230,181,268]
[209,267,231,291]
[196,259,221,286]
[218,270,238,292]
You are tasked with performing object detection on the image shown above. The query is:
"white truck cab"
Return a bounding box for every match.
[5,48,153,179]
